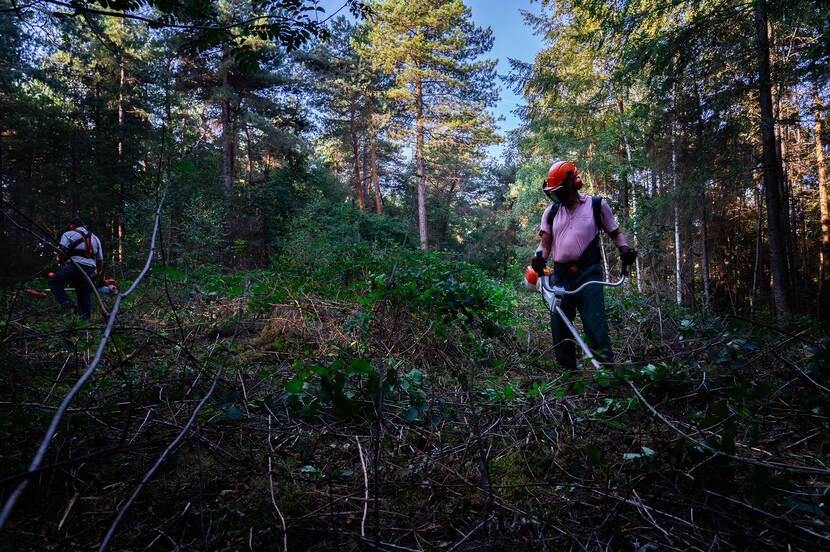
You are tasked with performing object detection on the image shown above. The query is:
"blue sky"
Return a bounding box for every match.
[315,0,547,140]
[465,0,545,136]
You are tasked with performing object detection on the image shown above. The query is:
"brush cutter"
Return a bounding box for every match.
[524,257,631,372]
[23,277,119,299]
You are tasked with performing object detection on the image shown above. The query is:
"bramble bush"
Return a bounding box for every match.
[275,200,519,334]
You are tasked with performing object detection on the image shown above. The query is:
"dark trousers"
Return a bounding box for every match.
[49,264,96,319]
[550,263,613,371]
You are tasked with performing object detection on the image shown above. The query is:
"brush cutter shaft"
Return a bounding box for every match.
[537,262,631,369]
[554,304,602,371]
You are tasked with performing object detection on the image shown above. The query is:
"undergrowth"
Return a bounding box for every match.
[0,214,828,551]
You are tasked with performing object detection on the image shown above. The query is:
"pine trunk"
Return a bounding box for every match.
[415,76,428,252]
[245,124,254,186]
[702,197,711,312]
[368,96,382,214]
[371,139,381,215]
[814,82,830,321]
[617,93,641,291]
[672,80,682,305]
[633,174,642,292]
[753,0,791,314]
[616,95,630,215]
[117,50,125,264]
[221,59,234,207]
[752,181,763,311]
[362,135,370,205]
[350,95,364,210]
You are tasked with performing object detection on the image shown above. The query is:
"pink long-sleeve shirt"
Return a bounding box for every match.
[539,193,628,263]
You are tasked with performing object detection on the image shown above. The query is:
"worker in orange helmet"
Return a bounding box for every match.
[530,161,637,374]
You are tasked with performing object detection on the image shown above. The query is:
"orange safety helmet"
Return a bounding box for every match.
[544,161,582,192]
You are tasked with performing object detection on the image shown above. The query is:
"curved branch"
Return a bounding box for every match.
[628,380,830,476]
[0,182,170,532]
[97,330,238,551]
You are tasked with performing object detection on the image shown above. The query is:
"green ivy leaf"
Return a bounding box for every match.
[404,407,420,422]
[285,378,303,394]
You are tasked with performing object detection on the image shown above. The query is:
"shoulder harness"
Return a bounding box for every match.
[64,229,95,259]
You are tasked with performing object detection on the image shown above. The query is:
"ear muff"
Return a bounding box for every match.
[573,176,583,191]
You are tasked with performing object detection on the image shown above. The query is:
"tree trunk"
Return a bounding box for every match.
[263,151,270,183]
[616,95,630,215]
[702,196,710,312]
[770,24,795,293]
[415,76,428,252]
[600,233,609,276]
[751,181,763,312]
[368,96,382,214]
[371,138,381,215]
[245,123,254,186]
[754,0,791,314]
[694,85,709,311]
[814,82,830,321]
[672,81,682,305]
[362,134,370,205]
[632,173,642,293]
[221,56,234,207]
[617,92,641,291]
[116,49,126,264]
[350,95,364,210]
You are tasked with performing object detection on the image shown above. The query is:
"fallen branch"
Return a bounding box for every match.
[356,436,369,538]
[268,415,288,552]
[771,351,830,394]
[98,332,236,551]
[627,380,830,475]
[0,185,168,532]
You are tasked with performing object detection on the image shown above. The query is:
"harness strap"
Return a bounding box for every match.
[65,230,95,259]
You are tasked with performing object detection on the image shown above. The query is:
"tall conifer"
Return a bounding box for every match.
[362,0,498,251]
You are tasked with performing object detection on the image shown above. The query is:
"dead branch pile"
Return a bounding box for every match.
[0,279,827,551]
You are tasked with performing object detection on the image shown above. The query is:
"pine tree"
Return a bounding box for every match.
[362,0,499,251]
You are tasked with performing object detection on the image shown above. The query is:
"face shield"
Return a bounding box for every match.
[553,183,572,203]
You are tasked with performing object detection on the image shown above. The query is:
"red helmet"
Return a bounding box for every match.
[544,161,579,191]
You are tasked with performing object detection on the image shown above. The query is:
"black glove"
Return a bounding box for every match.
[619,246,638,266]
[531,252,546,275]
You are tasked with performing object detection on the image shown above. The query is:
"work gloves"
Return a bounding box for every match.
[619,245,638,266]
[531,252,547,275]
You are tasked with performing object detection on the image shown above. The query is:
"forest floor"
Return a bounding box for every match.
[1,257,829,551]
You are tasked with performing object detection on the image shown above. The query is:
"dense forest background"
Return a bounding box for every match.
[1,0,830,550]
[1,0,827,318]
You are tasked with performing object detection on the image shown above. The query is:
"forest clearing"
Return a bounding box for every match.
[1,0,828,550]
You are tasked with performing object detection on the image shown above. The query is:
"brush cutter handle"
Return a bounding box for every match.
[540,271,626,296]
